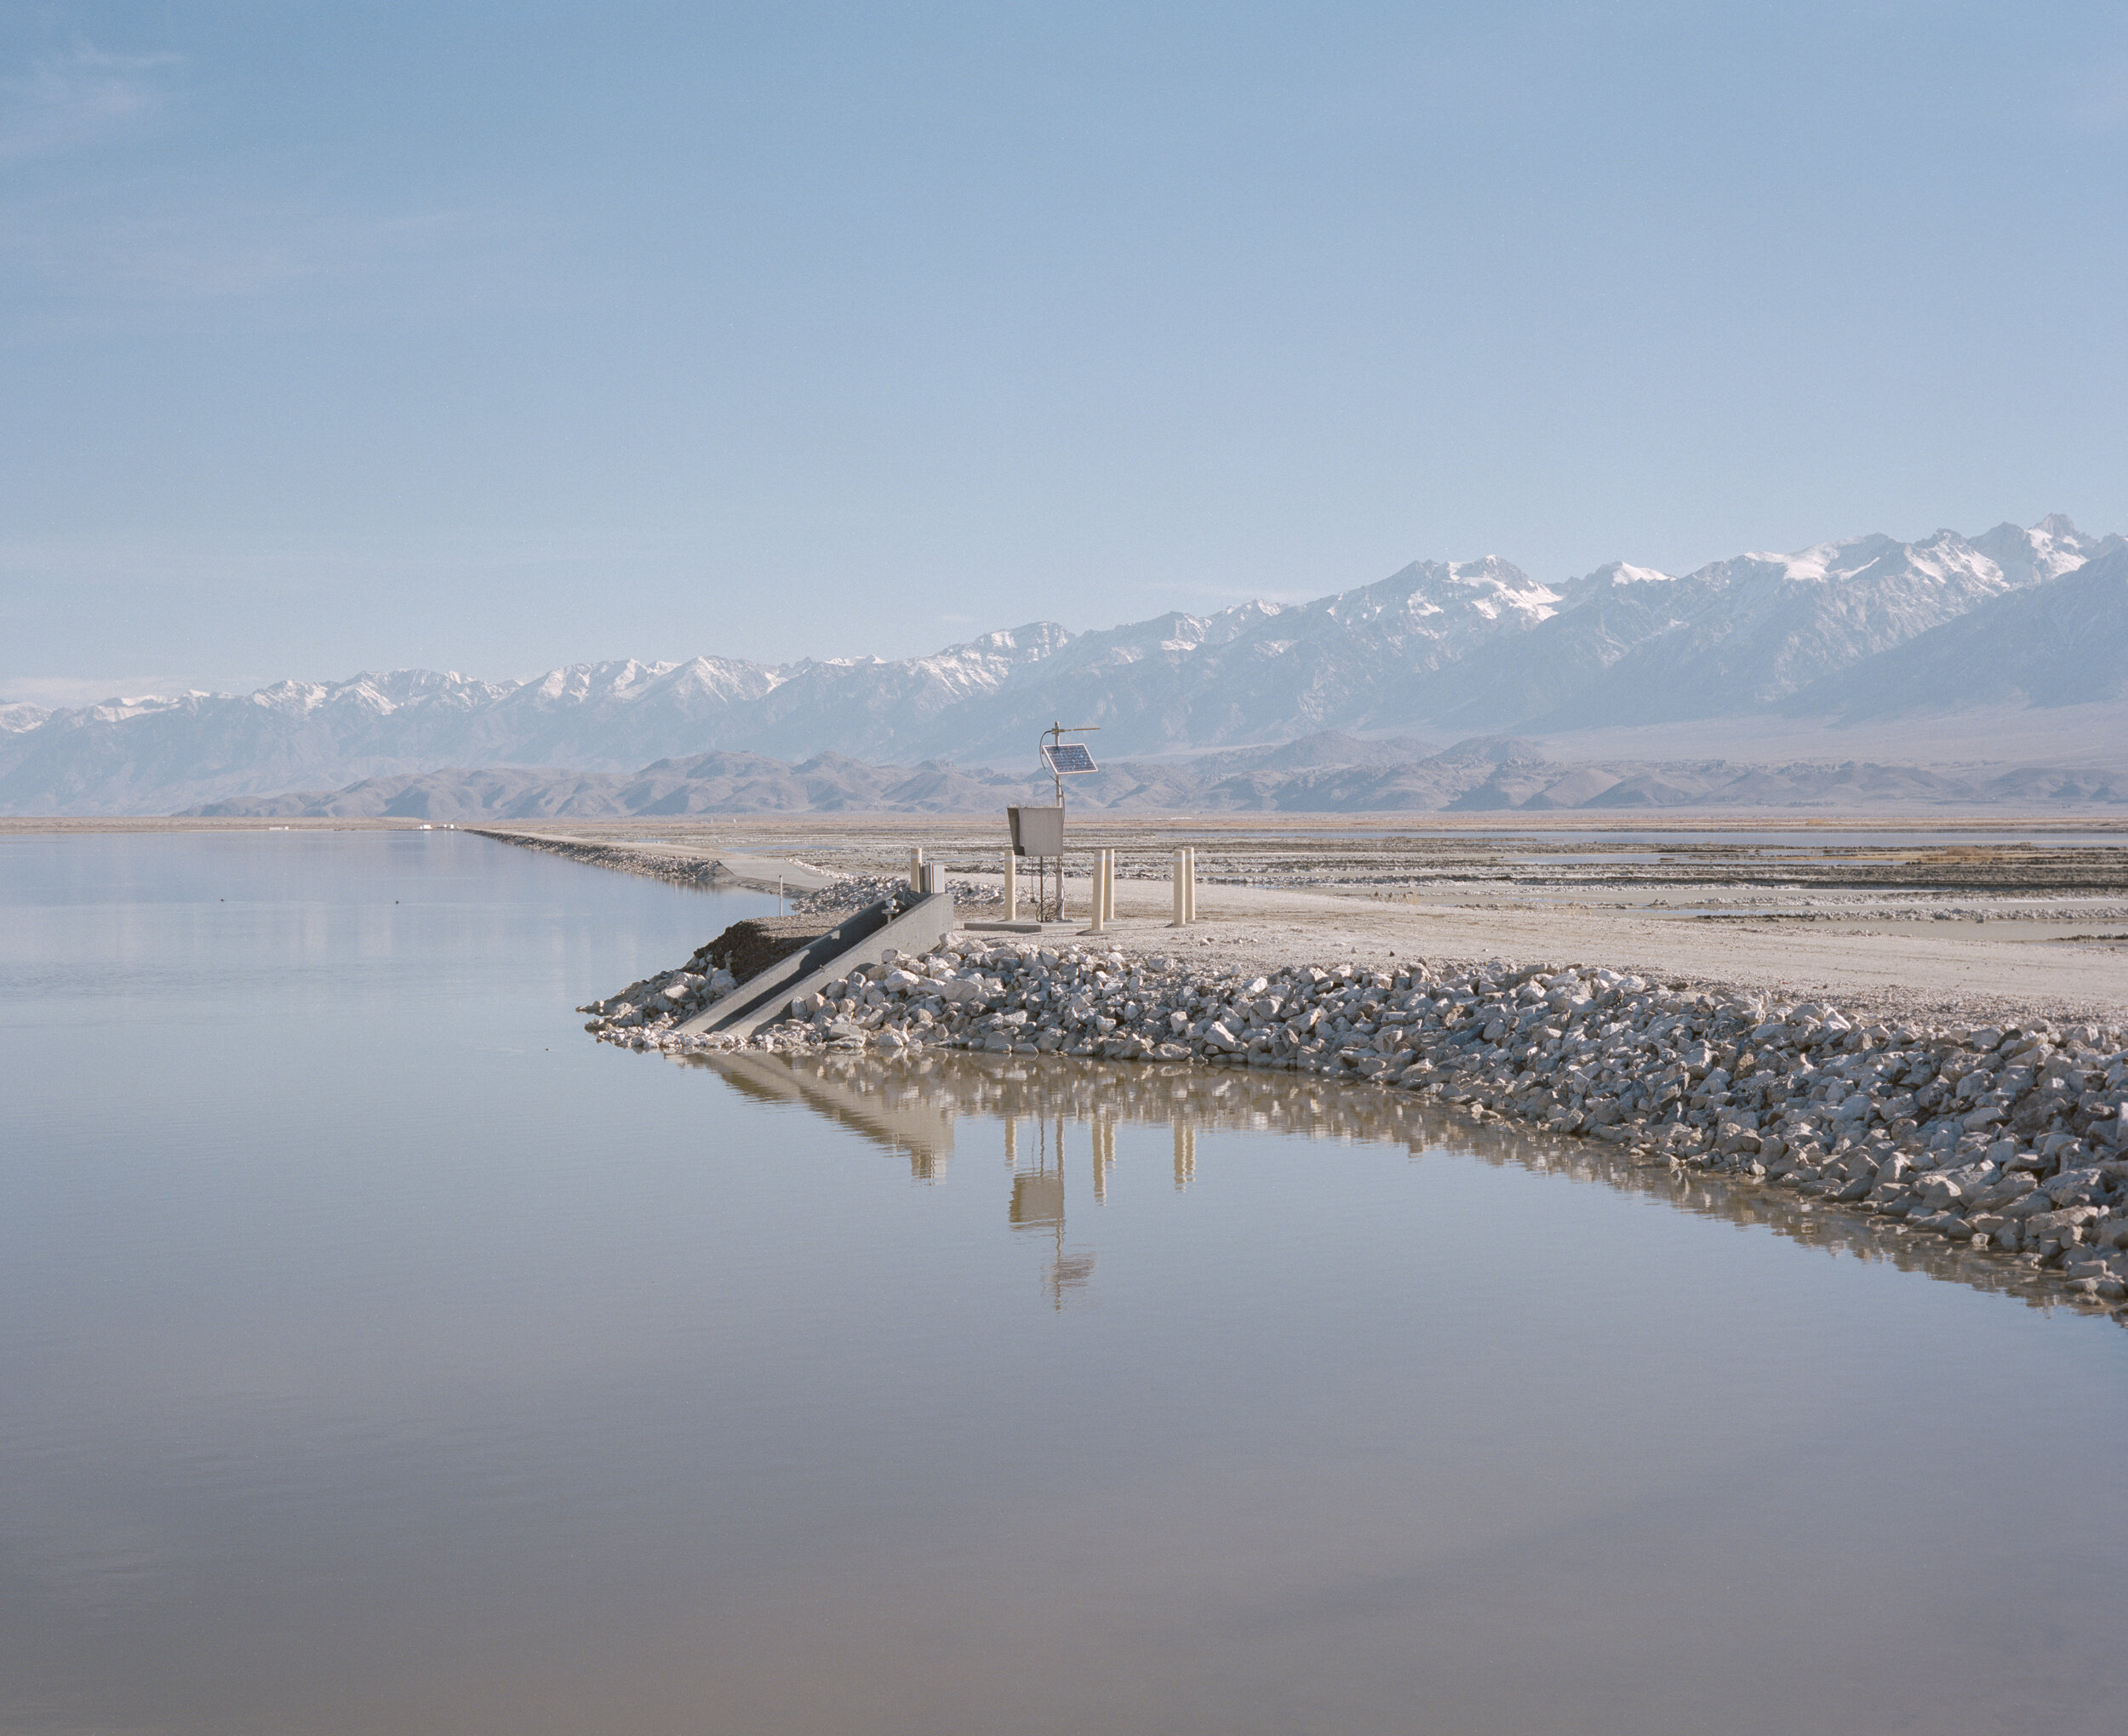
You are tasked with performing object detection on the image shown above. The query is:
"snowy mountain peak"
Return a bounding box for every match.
[1969,514,2108,587]
[1331,558,1559,647]
[0,702,54,733]
[4,514,2119,813]
[1551,561,1680,608]
[950,622,1072,664]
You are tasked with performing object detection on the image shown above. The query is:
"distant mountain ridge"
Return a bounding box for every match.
[1793,544,2128,720]
[187,731,2128,820]
[6,515,2123,814]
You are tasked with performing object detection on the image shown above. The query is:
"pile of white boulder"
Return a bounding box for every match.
[584,936,2128,1301]
[795,874,1002,914]
[580,960,739,1029]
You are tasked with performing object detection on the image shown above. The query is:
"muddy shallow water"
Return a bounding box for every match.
[5,829,2127,1736]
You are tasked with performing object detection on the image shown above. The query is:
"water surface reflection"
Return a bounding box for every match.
[699,1048,2119,1323]
[9,831,2128,1736]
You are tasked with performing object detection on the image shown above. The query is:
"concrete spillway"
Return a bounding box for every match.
[675,891,961,1042]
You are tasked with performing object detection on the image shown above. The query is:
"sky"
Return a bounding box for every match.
[3,1,2126,702]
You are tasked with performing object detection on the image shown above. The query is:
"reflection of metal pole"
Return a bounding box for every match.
[778,874,784,916]
[1048,726,1063,924]
[1173,1120,1195,1191]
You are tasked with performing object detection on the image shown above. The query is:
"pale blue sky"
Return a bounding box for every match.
[4,2,2125,700]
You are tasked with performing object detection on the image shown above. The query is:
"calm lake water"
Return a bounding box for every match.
[5,829,2127,1736]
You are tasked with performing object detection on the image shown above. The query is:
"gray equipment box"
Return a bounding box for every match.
[1007,804,1065,858]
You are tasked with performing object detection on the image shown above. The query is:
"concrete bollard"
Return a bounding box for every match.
[1172,846,1196,924]
[1084,848,1117,933]
[1004,853,1018,920]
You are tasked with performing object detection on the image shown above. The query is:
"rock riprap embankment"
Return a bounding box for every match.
[581,935,2128,1303]
[795,873,1002,914]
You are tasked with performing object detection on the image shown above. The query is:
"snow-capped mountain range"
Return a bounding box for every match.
[4,516,2124,814]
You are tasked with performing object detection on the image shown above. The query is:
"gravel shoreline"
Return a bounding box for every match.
[582,909,2128,1311]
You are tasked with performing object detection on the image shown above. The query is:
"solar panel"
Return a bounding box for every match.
[1042,742,1097,774]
